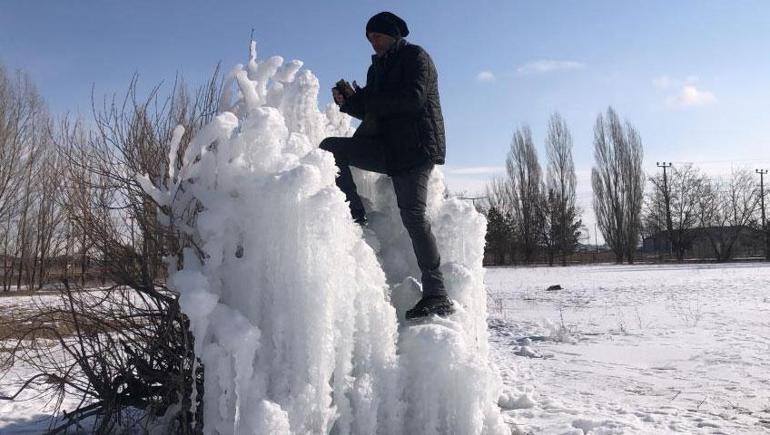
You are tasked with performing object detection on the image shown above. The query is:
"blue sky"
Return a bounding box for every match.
[3,0,770,238]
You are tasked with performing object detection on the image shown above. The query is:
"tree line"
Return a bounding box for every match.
[0,64,225,292]
[3,60,768,280]
[484,113,583,266]
[645,164,766,262]
[482,107,769,265]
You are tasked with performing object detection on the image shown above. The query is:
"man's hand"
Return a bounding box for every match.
[333,79,356,106]
[332,88,346,106]
[337,80,355,98]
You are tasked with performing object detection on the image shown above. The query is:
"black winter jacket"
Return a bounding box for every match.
[341,39,446,175]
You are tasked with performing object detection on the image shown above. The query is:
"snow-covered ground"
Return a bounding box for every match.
[0,292,80,433]
[4,264,770,433]
[0,361,92,434]
[486,262,770,434]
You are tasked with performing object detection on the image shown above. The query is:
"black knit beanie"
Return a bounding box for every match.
[365,12,409,39]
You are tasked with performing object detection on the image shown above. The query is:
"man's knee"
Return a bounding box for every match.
[319,137,336,152]
[400,207,429,231]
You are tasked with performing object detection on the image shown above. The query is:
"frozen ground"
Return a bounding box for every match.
[4,264,770,433]
[0,292,82,433]
[486,262,770,434]
[0,289,144,433]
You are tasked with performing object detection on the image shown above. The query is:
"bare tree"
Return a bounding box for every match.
[537,188,558,265]
[755,170,770,261]
[0,66,38,224]
[591,107,645,264]
[484,177,517,264]
[645,164,706,260]
[0,65,50,290]
[622,124,645,263]
[0,282,201,433]
[485,176,514,217]
[697,168,759,261]
[544,113,581,265]
[507,125,543,263]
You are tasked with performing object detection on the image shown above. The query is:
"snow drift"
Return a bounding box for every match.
[146,42,508,434]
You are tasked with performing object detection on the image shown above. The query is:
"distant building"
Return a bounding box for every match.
[642,226,765,260]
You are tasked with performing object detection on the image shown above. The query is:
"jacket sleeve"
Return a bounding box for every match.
[339,65,373,120]
[364,47,432,116]
[340,90,366,120]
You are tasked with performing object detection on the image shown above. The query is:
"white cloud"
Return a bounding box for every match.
[653,75,716,109]
[516,60,585,75]
[653,74,700,90]
[476,71,496,83]
[666,85,717,108]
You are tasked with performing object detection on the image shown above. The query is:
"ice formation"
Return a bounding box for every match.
[144,42,509,434]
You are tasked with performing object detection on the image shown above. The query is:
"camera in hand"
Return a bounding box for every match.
[334,79,353,97]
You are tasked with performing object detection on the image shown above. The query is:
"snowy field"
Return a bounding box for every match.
[0,288,140,433]
[0,292,80,433]
[486,262,770,434]
[3,264,770,433]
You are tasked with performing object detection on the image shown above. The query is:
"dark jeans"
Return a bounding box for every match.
[319,136,446,297]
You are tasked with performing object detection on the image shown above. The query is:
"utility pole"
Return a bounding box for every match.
[657,162,674,258]
[756,169,768,261]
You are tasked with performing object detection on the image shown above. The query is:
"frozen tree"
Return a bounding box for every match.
[591,107,645,264]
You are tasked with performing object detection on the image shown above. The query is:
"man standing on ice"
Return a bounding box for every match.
[319,11,453,320]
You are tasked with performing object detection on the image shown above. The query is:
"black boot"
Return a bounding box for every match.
[405,295,455,320]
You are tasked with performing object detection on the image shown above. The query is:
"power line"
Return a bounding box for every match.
[666,158,770,165]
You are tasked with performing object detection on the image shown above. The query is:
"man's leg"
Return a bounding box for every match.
[391,162,447,298]
[319,136,387,221]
